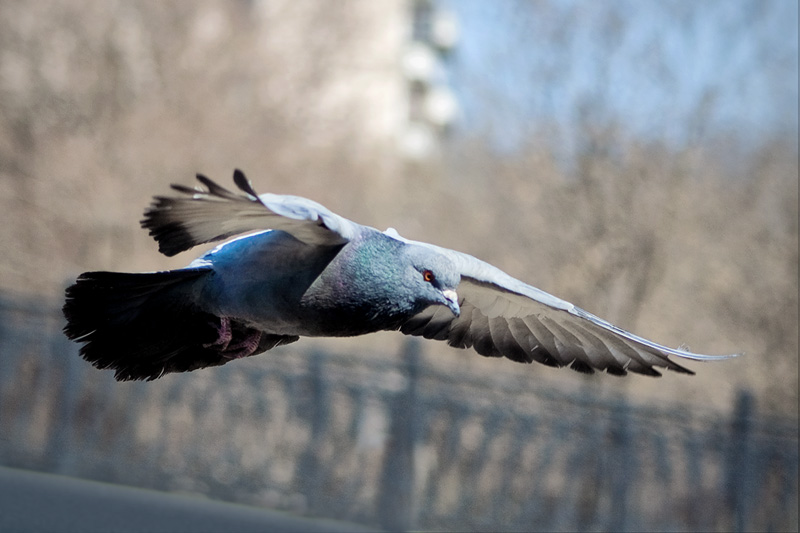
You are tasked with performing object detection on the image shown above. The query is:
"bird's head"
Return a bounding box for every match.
[403,245,461,317]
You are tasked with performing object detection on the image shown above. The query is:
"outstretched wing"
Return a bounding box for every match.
[141,170,362,256]
[398,240,740,377]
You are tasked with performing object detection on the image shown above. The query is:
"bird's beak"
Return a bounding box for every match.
[442,289,460,317]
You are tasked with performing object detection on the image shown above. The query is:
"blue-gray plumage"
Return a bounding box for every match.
[63,170,739,381]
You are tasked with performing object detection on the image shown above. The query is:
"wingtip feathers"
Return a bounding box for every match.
[232,169,260,199]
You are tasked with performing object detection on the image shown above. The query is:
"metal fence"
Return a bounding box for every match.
[0,292,797,532]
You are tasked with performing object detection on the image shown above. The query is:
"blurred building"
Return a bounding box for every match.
[233,0,459,163]
[401,0,459,159]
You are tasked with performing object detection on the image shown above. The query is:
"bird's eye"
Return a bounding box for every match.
[422,270,435,283]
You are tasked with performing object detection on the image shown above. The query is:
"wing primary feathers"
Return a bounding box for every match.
[569,360,596,374]
[443,310,474,349]
[233,169,260,199]
[423,307,456,341]
[487,317,533,363]
[170,183,203,194]
[466,309,503,358]
[141,170,356,256]
[195,174,240,200]
[570,306,741,362]
[574,322,663,377]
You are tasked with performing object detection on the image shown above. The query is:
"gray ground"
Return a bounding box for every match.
[0,466,375,533]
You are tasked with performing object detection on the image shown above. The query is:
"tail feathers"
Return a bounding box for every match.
[63,269,295,381]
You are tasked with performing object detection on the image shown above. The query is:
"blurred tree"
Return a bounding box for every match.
[0,0,795,413]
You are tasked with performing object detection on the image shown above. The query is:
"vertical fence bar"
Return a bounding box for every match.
[43,332,81,474]
[378,338,421,532]
[295,350,330,514]
[606,398,635,532]
[726,390,755,532]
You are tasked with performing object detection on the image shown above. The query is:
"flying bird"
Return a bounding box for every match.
[63,170,738,381]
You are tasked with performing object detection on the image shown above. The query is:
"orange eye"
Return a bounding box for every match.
[422,270,435,283]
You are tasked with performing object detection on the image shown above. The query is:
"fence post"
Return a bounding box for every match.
[43,332,81,474]
[606,398,636,532]
[726,389,755,532]
[295,350,331,514]
[378,338,422,532]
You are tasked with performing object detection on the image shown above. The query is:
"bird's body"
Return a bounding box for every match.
[63,170,737,381]
[195,228,457,337]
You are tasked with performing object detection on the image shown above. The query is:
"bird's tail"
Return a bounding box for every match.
[63,268,268,381]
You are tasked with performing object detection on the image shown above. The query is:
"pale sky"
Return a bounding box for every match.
[443,0,798,153]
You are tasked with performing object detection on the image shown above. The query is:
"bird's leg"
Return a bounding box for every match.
[203,316,232,350]
[221,328,263,359]
[203,317,262,359]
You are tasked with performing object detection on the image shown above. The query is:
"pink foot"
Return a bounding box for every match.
[221,329,263,360]
[203,316,232,350]
[203,317,262,359]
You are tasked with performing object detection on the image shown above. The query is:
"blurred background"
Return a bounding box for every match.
[0,0,797,531]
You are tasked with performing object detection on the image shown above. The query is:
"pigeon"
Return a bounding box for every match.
[63,170,738,381]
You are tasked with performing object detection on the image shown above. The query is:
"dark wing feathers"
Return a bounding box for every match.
[397,243,739,377]
[401,280,680,376]
[141,170,359,256]
[232,168,260,198]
